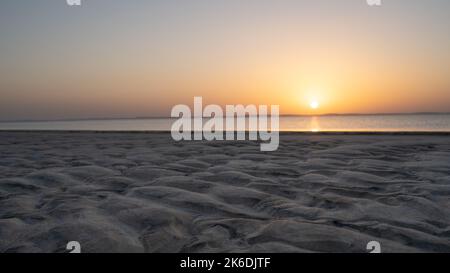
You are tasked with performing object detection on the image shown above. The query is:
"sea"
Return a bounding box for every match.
[1,114,450,132]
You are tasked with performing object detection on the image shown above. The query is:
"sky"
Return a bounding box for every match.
[1,0,450,121]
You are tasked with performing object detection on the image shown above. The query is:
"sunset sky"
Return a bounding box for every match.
[1,0,450,121]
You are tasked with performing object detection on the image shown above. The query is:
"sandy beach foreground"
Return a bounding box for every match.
[0,132,449,253]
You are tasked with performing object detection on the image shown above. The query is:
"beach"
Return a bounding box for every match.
[0,131,449,253]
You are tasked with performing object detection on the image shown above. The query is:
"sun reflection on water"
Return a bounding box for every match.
[310,116,321,132]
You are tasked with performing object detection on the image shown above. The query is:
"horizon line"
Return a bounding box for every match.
[1,111,449,123]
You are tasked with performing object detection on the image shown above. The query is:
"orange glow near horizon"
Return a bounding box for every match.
[1,1,450,120]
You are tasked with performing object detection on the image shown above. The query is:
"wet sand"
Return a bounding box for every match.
[0,132,449,253]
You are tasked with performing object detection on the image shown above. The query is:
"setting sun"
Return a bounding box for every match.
[310,100,320,109]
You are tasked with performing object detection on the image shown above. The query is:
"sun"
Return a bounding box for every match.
[310,100,319,109]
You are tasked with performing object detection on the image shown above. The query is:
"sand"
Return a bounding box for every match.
[0,132,449,253]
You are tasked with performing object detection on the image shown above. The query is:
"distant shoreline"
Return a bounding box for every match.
[1,112,449,123]
[1,130,450,135]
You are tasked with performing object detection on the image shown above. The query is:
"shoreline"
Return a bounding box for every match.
[1,112,449,124]
[1,130,450,135]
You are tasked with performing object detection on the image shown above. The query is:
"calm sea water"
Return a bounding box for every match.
[1,115,450,132]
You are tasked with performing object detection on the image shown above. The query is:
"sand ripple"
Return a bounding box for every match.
[0,132,449,252]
